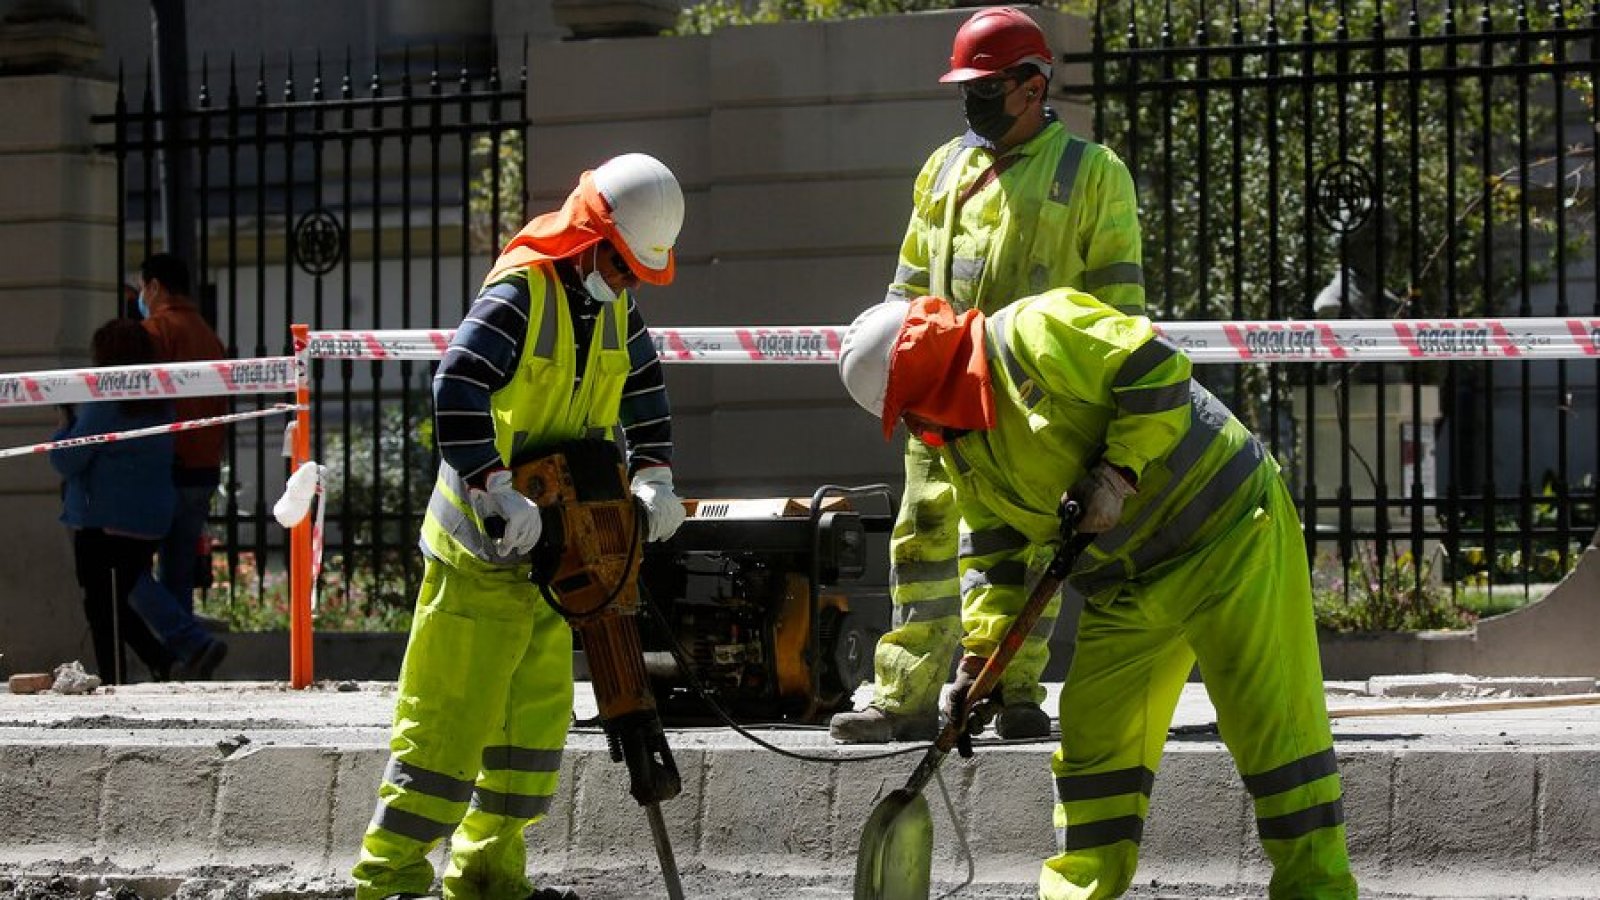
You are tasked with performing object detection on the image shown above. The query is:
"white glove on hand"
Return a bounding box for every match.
[1070,463,1137,532]
[631,466,686,543]
[469,469,543,556]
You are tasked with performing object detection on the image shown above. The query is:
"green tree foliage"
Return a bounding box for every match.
[1062,0,1593,323]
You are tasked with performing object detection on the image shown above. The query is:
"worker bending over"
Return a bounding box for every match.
[838,292,1357,899]
[352,153,688,900]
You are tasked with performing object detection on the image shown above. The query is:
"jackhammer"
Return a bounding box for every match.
[506,439,685,899]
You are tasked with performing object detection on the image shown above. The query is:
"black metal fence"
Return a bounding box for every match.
[1062,0,1599,622]
[95,50,526,627]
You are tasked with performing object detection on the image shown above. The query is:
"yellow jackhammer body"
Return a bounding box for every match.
[509,440,684,898]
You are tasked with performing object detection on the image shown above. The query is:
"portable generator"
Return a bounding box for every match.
[637,486,892,725]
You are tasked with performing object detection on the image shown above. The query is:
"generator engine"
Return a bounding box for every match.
[638,489,890,724]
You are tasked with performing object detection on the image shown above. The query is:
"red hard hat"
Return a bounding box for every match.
[940,6,1053,84]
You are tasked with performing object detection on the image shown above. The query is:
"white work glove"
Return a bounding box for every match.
[631,466,686,543]
[272,460,323,528]
[469,469,543,556]
[1070,462,1137,533]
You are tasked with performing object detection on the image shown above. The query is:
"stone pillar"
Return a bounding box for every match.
[551,0,679,39]
[0,0,114,675]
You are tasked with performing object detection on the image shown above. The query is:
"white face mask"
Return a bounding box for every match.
[583,245,620,304]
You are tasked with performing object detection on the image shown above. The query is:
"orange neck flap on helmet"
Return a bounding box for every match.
[480,170,675,288]
[881,296,997,444]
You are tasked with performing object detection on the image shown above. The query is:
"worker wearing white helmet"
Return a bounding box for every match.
[831,5,1147,744]
[353,153,688,900]
[839,292,1356,900]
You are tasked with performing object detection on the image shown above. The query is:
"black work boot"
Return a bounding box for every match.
[994,702,1052,739]
[828,706,938,743]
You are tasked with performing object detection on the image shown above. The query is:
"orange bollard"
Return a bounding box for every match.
[289,324,314,689]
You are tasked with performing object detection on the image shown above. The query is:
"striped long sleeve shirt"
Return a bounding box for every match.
[432,260,673,488]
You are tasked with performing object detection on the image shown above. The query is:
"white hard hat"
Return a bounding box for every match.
[838,300,911,419]
[592,153,684,279]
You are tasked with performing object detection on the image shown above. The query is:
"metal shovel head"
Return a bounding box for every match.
[853,787,934,900]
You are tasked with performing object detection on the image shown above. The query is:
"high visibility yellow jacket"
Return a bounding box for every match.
[937,288,1276,657]
[419,264,631,572]
[888,119,1145,316]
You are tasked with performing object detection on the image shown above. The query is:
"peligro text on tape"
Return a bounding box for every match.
[0,357,298,408]
[300,317,1600,364]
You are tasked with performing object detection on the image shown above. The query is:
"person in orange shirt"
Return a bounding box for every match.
[137,254,227,615]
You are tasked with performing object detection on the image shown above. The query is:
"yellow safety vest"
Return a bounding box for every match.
[420,264,631,570]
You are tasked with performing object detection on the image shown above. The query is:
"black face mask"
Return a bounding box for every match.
[963,90,1017,144]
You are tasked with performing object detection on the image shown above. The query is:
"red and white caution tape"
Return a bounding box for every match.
[305,317,1600,364]
[0,403,301,460]
[0,357,297,409]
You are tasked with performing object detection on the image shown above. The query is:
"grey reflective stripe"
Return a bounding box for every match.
[482,746,563,774]
[1070,557,1129,597]
[428,476,495,562]
[529,267,560,360]
[1125,437,1265,575]
[961,525,1029,558]
[1257,798,1346,841]
[1088,385,1229,559]
[945,441,972,474]
[1117,380,1190,415]
[895,263,930,289]
[1050,138,1088,205]
[891,595,962,627]
[932,146,969,195]
[986,307,1043,409]
[961,560,1028,594]
[384,756,474,803]
[1082,262,1145,291]
[1114,337,1180,389]
[470,787,554,820]
[1055,766,1157,803]
[890,559,959,589]
[1242,748,1339,799]
[951,256,986,284]
[1061,814,1145,851]
[372,802,458,843]
[599,301,621,351]
[1028,614,1056,639]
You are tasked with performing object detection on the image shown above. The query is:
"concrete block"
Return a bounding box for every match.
[569,745,705,870]
[1147,748,1250,884]
[1333,749,1393,875]
[681,255,892,328]
[0,76,116,153]
[0,155,117,223]
[820,12,957,100]
[0,221,117,295]
[1390,750,1535,880]
[99,747,220,871]
[213,745,339,865]
[708,21,827,105]
[707,177,910,257]
[6,674,54,695]
[327,748,387,875]
[1366,674,1597,699]
[526,117,707,201]
[961,746,1056,881]
[697,748,832,868]
[0,745,107,856]
[528,38,707,127]
[1534,750,1600,870]
[829,750,967,883]
[708,101,949,182]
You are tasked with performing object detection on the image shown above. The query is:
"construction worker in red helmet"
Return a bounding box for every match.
[831,5,1147,743]
[839,292,1358,900]
[351,153,688,900]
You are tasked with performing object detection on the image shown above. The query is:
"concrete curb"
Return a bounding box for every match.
[3,736,1599,897]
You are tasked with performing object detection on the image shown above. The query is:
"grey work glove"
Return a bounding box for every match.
[941,654,989,728]
[470,469,543,556]
[1070,462,1137,533]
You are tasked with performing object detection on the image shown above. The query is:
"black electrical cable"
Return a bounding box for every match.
[639,588,937,764]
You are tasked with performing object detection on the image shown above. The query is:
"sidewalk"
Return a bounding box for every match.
[1,679,1597,898]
